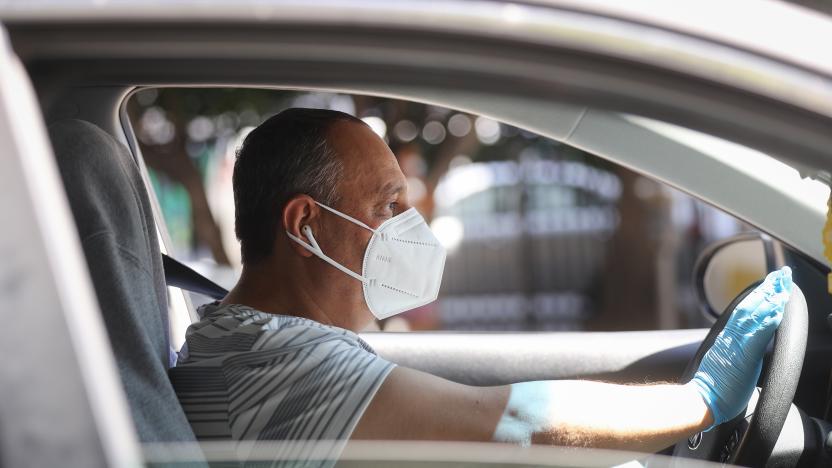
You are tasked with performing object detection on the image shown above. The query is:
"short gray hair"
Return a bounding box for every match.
[296,135,344,208]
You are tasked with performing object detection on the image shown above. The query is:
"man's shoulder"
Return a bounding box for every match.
[184,302,379,359]
[173,303,396,447]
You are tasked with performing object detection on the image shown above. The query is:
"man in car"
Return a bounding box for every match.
[172,108,792,456]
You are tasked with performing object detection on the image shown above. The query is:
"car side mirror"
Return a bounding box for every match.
[693,233,778,320]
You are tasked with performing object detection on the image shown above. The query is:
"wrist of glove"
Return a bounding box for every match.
[689,266,792,430]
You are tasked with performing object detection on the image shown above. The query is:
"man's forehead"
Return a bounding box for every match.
[349,161,406,200]
[329,120,405,199]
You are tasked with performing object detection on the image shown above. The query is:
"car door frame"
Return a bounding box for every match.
[0,25,140,468]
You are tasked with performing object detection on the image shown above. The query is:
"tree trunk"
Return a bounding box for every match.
[589,169,669,331]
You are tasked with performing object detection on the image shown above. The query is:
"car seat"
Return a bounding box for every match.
[49,119,197,443]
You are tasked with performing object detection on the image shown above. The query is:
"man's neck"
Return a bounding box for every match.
[222,262,339,327]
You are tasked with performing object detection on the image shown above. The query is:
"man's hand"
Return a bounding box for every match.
[689,267,793,429]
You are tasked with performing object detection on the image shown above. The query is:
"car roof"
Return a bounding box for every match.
[3,0,830,165]
[528,0,832,77]
[3,0,831,74]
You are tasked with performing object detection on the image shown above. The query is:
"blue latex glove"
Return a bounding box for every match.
[690,266,793,430]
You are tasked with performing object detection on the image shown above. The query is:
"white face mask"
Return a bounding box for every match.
[286,201,446,320]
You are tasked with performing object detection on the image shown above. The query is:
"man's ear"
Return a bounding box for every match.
[282,195,320,258]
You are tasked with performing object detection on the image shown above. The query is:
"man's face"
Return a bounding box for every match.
[314,120,410,326]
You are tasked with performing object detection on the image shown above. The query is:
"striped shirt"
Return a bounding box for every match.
[170,302,395,465]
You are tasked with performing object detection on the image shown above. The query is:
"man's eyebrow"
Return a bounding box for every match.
[376,182,405,198]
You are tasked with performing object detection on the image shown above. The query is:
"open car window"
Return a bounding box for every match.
[126,88,765,335]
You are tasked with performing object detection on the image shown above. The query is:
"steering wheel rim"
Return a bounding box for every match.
[672,280,808,466]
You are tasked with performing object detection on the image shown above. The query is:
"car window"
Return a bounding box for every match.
[126,88,754,333]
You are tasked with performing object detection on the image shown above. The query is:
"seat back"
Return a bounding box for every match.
[49,119,196,443]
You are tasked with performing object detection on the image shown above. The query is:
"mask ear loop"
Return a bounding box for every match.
[285,225,369,284]
[315,202,376,233]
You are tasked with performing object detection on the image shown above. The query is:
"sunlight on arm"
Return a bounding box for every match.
[495,380,712,453]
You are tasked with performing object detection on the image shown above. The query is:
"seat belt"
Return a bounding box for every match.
[162,254,228,300]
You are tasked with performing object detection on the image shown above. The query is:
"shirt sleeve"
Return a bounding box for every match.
[224,324,395,461]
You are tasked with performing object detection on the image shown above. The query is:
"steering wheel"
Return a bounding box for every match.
[671,280,808,466]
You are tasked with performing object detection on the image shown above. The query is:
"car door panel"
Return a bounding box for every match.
[362,329,708,386]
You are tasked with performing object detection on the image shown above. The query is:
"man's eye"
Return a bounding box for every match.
[377,201,399,219]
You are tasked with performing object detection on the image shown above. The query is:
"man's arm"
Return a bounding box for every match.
[352,366,710,452]
[353,267,792,451]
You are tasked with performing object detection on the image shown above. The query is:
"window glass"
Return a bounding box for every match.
[127,88,753,332]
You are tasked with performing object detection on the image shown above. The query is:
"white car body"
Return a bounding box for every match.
[1,0,830,466]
